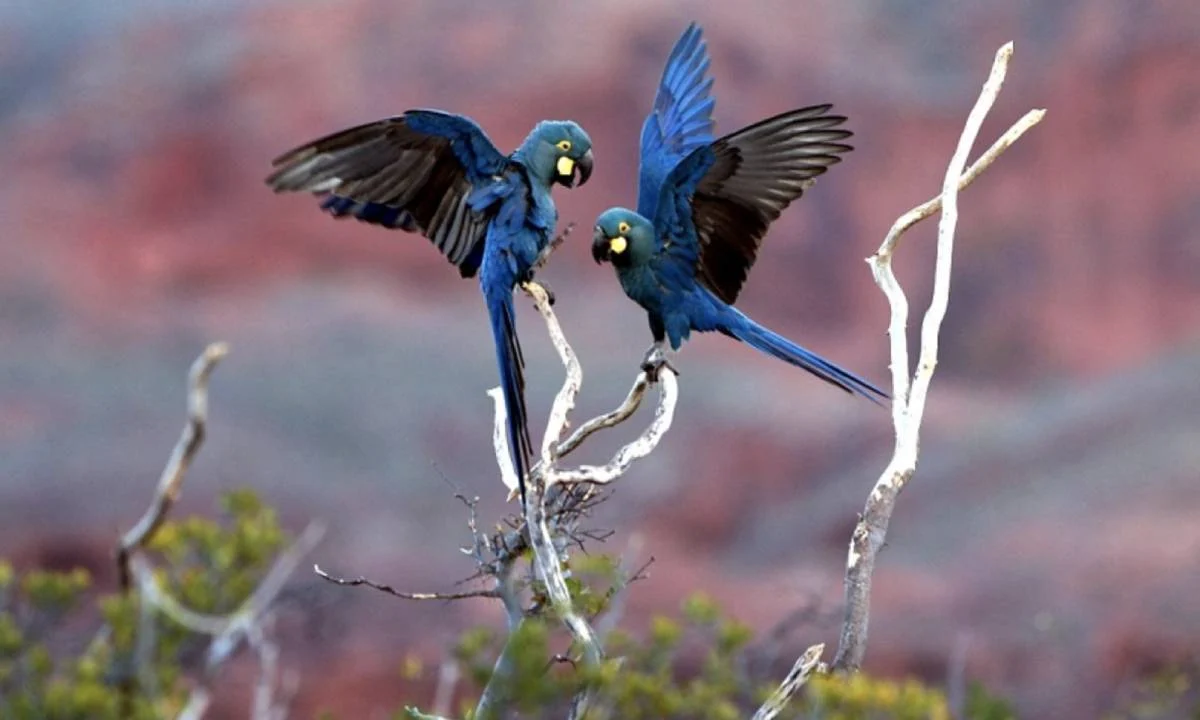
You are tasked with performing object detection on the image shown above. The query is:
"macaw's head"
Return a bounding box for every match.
[592,208,655,268]
[518,120,594,189]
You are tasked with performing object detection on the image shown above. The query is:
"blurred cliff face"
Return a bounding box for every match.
[1,1,1198,717]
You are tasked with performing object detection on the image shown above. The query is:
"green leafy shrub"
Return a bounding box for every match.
[0,489,288,720]
[428,576,1015,720]
[2,488,1024,719]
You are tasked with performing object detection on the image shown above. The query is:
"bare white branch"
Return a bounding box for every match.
[834,42,1046,671]
[205,521,327,669]
[524,281,583,466]
[752,643,826,720]
[555,374,654,459]
[110,343,325,719]
[484,281,683,718]
[487,387,521,501]
[549,371,678,486]
[118,341,229,590]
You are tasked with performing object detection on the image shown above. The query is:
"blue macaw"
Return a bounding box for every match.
[266,110,595,506]
[591,24,886,402]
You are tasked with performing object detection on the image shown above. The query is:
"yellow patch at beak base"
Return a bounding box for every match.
[556,156,575,177]
[610,236,628,254]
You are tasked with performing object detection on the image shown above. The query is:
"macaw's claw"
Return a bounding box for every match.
[640,346,679,381]
[520,279,555,306]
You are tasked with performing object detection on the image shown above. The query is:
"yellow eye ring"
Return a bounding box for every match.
[556,140,572,152]
[617,221,631,234]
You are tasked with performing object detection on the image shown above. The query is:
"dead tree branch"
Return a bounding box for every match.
[109,342,324,719]
[313,565,500,601]
[752,643,826,720]
[477,280,682,718]
[117,341,229,591]
[320,242,675,718]
[832,41,1046,672]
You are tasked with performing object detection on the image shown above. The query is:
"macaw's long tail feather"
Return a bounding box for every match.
[484,287,534,507]
[719,311,889,404]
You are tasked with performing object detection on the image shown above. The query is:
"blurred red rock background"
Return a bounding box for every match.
[1,0,1198,716]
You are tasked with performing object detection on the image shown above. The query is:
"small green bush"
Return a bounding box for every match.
[0,489,288,720]
[2,489,1026,719]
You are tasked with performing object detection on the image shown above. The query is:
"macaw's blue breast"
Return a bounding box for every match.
[616,264,691,348]
[479,167,559,282]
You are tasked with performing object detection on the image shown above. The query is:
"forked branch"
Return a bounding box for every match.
[112,342,324,719]
[832,41,1046,672]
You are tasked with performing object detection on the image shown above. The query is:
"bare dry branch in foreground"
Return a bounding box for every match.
[832,41,1046,672]
[752,643,826,720]
[313,565,500,601]
[111,342,324,720]
[117,341,229,591]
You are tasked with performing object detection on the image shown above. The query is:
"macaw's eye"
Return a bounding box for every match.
[617,221,631,235]
[556,140,572,152]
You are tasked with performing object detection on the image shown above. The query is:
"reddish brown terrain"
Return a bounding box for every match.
[1,1,1198,716]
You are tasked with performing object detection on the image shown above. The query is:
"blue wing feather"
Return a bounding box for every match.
[647,142,716,283]
[636,22,716,220]
[404,109,509,182]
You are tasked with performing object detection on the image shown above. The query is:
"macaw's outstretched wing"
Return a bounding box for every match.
[653,104,853,303]
[636,22,716,221]
[266,109,510,277]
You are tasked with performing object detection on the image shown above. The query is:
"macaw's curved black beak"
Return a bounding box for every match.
[591,226,610,264]
[559,149,594,188]
[575,148,594,187]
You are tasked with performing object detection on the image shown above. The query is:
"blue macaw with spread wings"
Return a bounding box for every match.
[267,110,595,506]
[591,23,886,402]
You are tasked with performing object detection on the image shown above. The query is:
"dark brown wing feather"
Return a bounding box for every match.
[265,114,501,270]
[691,105,852,303]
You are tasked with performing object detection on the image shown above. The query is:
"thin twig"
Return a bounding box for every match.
[752,643,825,720]
[132,555,228,637]
[594,543,652,640]
[247,617,282,720]
[554,374,655,460]
[833,41,1046,672]
[432,659,461,718]
[873,107,1048,265]
[549,371,678,486]
[117,341,229,590]
[314,565,500,601]
[204,521,327,669]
